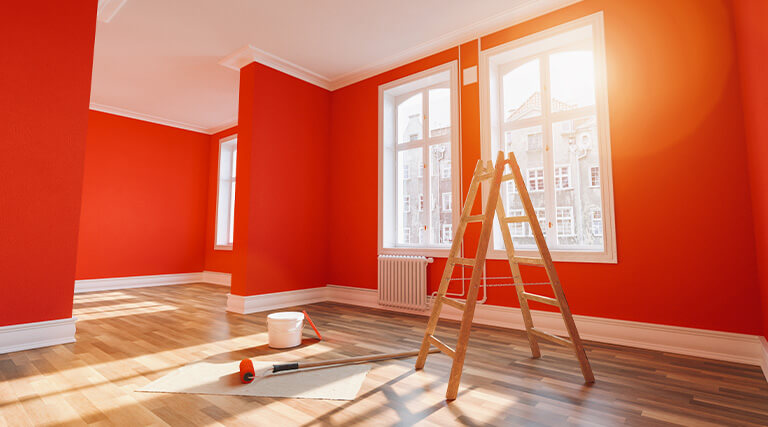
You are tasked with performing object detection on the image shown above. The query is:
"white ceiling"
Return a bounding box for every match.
[90,0,579,133]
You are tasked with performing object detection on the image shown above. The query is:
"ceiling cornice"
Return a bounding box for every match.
[218,45,333,90]
[89,102,232,135]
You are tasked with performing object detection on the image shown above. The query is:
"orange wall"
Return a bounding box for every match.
[732,0,768,337]
[231,63,332,296]
[204,126,238,274]
[76,111,210,279]
[328,0,762,334]
[0,2,97,327]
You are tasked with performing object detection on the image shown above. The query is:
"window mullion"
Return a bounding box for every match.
[540,53,556,248]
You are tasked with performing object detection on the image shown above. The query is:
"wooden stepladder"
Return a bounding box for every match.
[415,151,594,400]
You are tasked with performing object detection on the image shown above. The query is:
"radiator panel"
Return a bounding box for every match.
[377,255,429,310]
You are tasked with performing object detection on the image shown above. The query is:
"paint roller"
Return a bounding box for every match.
[239,349,440,383]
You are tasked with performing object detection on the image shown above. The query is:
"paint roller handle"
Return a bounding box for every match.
[270,349,440,373]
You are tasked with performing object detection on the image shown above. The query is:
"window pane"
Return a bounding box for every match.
[495,125,545,250]
[429,143,452,246]
[397,148,425,245]
[229,181,235,244]
[429,88,450,138]
[231,148,237,178]
[552,115,602,249]
[397,93,423,144]
[502,59,540,122]
[550,50,596,112]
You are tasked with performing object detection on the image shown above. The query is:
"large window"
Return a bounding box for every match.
[215,135,237,249]
[379,63,459,254]
[481,13,616,263]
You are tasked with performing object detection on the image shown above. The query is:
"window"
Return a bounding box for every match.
[527,133,543,150]
[441,224,453,244]
[554,165,571,190]
[379,62,459,254]
[591,210,603,237]
[403,227,411,243]
[482,13,616,262]
[527,168,544,192]
[529,208,547,237]
[556,207,574,236]
[590,166,600,187]
[442,192,452,211]
[215,135,237,249]
[508,209,526,236]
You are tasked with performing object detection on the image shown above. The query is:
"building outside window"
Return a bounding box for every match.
[554,165,571,190]
[590,166,600,187]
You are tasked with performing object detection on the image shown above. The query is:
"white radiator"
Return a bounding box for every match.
[377,255,432,310]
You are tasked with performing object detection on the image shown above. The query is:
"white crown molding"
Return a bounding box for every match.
[207,119,238,135]
[326,0,583,90]
[218,45,333,90]
[97,0,128,23]
[226,287,327,314]
[89,103,215,134]
[0,317,76,355]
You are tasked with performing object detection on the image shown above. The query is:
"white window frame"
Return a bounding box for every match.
[527,167,544,192]
[378,62,460,256]
[527,132,543,151]
[479,12,617,263]
[214,134,237,250]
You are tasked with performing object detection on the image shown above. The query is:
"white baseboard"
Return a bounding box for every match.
[0,317,76,354]
[74,272,204,293]
[325,285,764,367]
[202,271,231,286]
[227,287,327,314]
[74,271,232,293]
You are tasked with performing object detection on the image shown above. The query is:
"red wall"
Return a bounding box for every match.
[732,0,768,337]
[76,111,209,279]
[0,2,97,327]
[328,0,763,335]
[204,126,238,274]
[231,63,332,296]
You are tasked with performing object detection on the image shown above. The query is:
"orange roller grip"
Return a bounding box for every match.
[239,359,255,384]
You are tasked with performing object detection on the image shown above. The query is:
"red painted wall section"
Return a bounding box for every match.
[204,126,238,274]
[0,2,98,327]
[76,111,210,280]
[231,63,332,297]
[732,0,768,337]
[328,0,762,334]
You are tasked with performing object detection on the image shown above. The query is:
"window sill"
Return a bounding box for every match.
[214,245,233,251]
[488,248,616,264]
[379,246,450,258]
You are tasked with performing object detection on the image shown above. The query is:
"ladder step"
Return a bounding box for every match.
[464,215,485,223]
[441,296,466,311]
[428,335,456,358]
[452,257,476,266]
[529,328,574,348]
[520,292,559,307]
[477,172,494,180]
[502,215,528,224]
[501,174,516,182]
[513,256,545,266]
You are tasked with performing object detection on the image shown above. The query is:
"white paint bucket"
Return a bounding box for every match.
[267,311,304,349]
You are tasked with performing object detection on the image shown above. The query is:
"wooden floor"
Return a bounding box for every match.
[1,284,767,426]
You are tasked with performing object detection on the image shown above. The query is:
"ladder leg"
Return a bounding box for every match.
[551,282,595,382]
[446,279,481,400]
[495,198,541,358]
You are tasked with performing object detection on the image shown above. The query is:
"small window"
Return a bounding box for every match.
[215,135,237,249]
[591,210,603,236]
[527,133,543,150]
[556,207,575,237]
[441,223,453,244]
[529,208,547,237]
[554,165,571,190]
[527,168,544,192]
[442,192,452,211]
[508,209,526,236]
[380,62,459,254]
[590,166,600,187]
[403,227,411,243]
